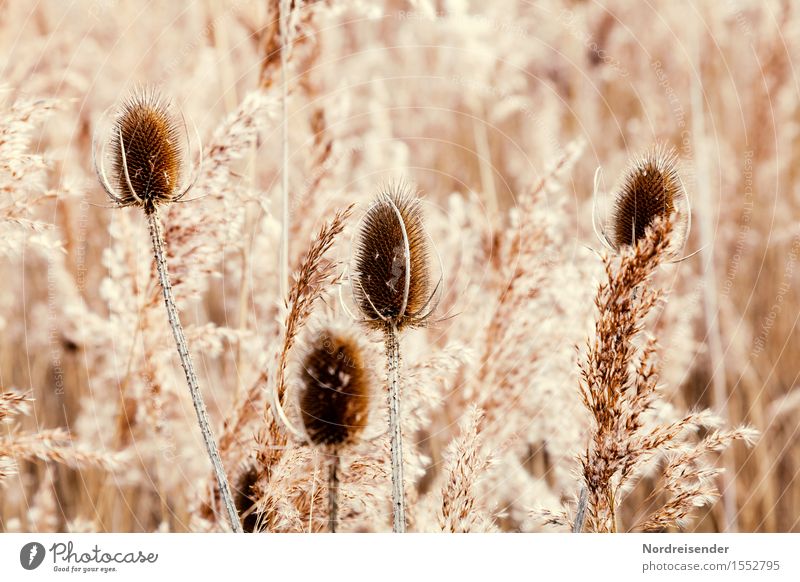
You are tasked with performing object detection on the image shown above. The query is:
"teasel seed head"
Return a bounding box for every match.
[352,182,436,332]
[609,145,687,251]
[233,462,260,533]
[93,87,200,214]
[298,329,371,447]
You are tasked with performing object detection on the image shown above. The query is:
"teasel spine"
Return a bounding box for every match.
[147,209,242,532]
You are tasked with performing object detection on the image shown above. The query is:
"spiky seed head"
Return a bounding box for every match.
[352,183,432,331]
[611,146,684,250]
[233,463,260,533]
[298,330,371,447]
[105,88,186,213]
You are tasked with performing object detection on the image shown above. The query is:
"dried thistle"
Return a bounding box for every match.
[594,145,689,256]
[92,88,241,532]
[350,182,439,533]
[95,88,197,214]
[298,329,372,532]
[233,463,260,533]
[352,183,434,331]
[299,330,371,448]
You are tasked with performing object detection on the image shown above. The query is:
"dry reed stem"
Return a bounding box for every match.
[690,34,736,531]
[147,210,242,533]
[278,0,292,300]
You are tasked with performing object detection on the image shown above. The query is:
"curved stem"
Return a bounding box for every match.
[385,323,406,533]
[147,210,242,533]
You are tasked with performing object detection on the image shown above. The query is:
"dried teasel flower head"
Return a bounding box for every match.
[93,87,201,214]
[594,145,690,255]
[298,329,372,447]
[351,182,439,332]
[233,462,260,533]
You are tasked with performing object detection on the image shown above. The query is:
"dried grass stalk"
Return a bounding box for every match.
[580,215,756,532]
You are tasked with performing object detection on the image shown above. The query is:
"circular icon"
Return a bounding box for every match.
[19,542,46,570]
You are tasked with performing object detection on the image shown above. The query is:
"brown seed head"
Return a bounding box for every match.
[298,329,371,447]
[611,146,683,250]
[352,183,433,331]
[106,88,185,213]
[233,462,260,533]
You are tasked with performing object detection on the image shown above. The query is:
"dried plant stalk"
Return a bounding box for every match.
[94,89,242,532]
[580,217,673,532]
[351,184,437,532]
[328,456,339,533]
[298,327,372,532]
[385,323,406,532]
[148,210,241,532]
[572,487,588,533]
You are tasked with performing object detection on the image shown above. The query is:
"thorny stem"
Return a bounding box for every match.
[329,453,340,533]
[147,210,243,533]
[385,323,406,533]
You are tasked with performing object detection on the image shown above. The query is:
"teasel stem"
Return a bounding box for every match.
[385,323,406,533]
[572,486,588,533]
[147,209,243,533]
[328,454,340,533]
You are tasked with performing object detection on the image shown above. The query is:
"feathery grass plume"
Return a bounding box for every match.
[580,217,673,532]
[579,216,755,532]
[92,88,242,533]
[438,406,496,533]
[636,425,759,532]
[254,206,353,531]
[298,328,371,532]
[595,145,689,256]
[351,182,437,533]
[1,391,118,485]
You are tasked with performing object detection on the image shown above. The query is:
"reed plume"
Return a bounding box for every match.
[298,328,371,532]
[93,88,242,532]
[579,218,672,531]
[579,215,755,532]
[254,206,353,531]
[351,182,437,532]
